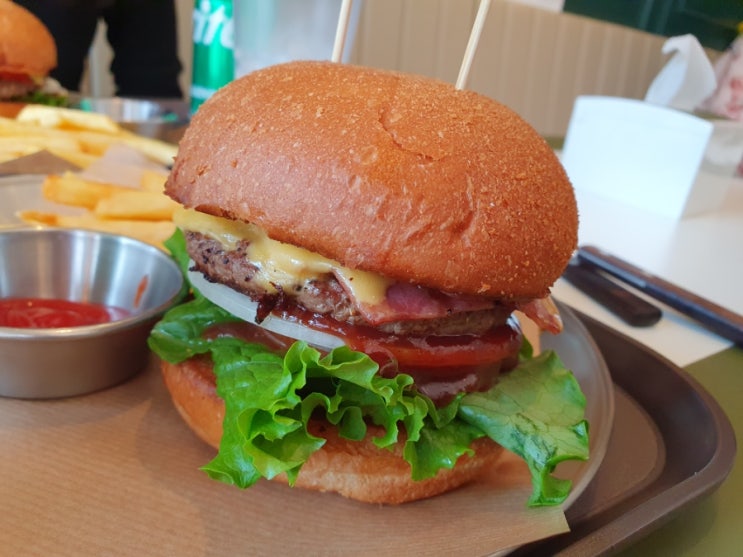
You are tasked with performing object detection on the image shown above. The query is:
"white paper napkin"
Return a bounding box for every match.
[645,34,717,111]
[78,144,169,187]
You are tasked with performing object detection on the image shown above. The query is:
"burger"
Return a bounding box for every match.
[0,0,66,117]
[148,61,588,506]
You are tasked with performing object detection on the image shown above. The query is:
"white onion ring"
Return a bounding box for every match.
[187,265,345,352]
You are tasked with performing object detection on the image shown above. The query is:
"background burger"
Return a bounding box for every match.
[0,0,66,117]
[148,60,588,506]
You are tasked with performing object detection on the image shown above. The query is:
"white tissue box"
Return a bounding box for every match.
[561,95,743,219]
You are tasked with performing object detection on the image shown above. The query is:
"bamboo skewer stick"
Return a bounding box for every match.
[456,0,492,90]
[331,0,354,63]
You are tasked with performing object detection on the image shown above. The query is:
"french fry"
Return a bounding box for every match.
[44,148,98,169]
[16,211,70,226]
[0,118,109,157]
[0,145,43,162]
[18,210,176,249]
[0,107,178,166]
[24,172,181,249]
[63,129,127,157]
[16,105,120,134]
[0,135,81,152]
[0,116,59,136]
[9,105,182,250]
[139,168,169,193]
[93,190,180,221]
[42,173,134,210]
[117,130,178,166]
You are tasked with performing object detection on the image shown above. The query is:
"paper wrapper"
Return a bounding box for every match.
[0,150,81,176]
[0,145,168,185]
[0,357,569,556]
[78,144,170,187]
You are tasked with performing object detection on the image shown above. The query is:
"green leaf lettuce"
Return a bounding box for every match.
[148,231,589,507]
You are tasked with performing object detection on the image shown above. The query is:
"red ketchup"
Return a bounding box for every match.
[0,298,130,328]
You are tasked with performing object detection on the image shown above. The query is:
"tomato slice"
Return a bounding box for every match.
[347,321,522,369]
[207,309,523,377]
[205,313,523,405]
[211,318,522,368]
[272,307,524,372]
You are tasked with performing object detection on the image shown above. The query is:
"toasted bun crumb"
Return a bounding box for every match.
[167,61,577,300]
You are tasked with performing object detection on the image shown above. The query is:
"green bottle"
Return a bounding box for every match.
[190,0,235,114]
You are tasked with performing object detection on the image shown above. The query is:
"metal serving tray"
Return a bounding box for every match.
[512,311,737,556]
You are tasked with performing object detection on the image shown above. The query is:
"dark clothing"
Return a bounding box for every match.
[15,0,183,98]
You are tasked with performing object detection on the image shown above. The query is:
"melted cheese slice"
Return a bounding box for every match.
[173,208,392,306]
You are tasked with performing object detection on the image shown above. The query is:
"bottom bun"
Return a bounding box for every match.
[161,356,504,504]
[0,102,26,118]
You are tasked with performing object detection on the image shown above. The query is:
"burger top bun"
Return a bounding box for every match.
[168,61,578,300]
[0,0,57,79]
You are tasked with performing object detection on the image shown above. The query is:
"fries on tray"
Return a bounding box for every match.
[4,104,181,249]
[19,170,177,249]
[0,104,178,167]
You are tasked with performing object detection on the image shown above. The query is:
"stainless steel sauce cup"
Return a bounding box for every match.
[0,228,183,398]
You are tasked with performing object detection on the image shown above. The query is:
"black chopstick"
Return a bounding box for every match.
[562,261,662,327]
[577,245,743,346]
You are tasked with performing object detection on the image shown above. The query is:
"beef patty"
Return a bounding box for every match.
[185,231,514,336]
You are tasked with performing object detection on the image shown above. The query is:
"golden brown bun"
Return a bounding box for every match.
[160,357,504,504]
[0,0,57,78]
[168,61,577,300]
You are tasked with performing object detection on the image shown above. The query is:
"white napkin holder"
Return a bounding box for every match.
[560,95,743,219]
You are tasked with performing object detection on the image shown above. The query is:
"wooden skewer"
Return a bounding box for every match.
[331,0,354,63]
[456,0,492,90]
